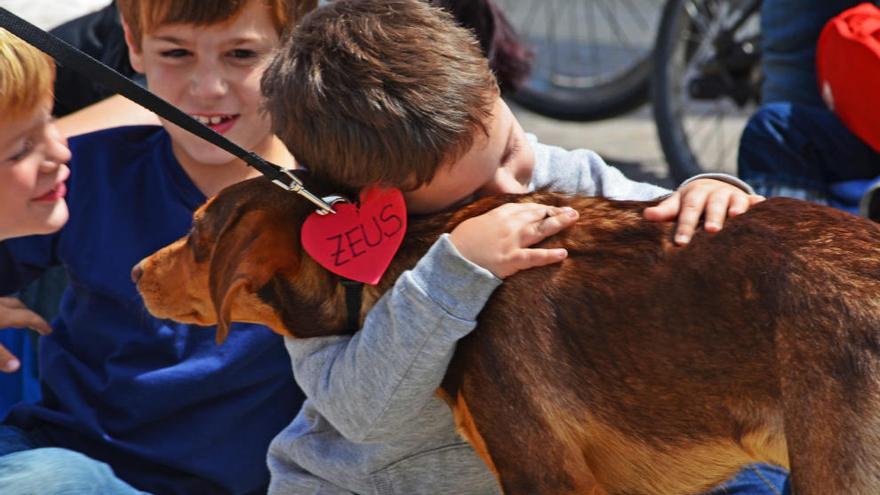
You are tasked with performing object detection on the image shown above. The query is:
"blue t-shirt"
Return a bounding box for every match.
[0,126,305,494]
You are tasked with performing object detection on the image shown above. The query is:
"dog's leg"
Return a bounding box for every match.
[777,309,880,494]
[450,369,601,494]
[470,401,600,494]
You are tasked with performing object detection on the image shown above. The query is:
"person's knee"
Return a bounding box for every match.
[742,103,793,146]
[0,447,122,493]
[739,103,794,177]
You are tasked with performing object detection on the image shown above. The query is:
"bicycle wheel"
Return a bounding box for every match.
[652,0,761,184]
[497,0,664,122]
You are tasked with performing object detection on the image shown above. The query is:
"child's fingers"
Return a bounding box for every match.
[513,247,569,272]
[0,297,27,310]
[22,312,52,335]
[727,193,752,217]
[0,303,52,335]
[0,297,49,331]
[674,190,710,245]
[0,345,20,373]
[525,207,579,244]
[702,190,733,233]
[643,192,680,221]
[507,203,564,223]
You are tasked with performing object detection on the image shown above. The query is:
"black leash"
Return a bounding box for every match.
[0,7,334,215]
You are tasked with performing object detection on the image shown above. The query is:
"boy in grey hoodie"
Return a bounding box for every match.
[259,1,774,493]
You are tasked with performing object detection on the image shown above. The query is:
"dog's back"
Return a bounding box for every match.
[440,196,880,494]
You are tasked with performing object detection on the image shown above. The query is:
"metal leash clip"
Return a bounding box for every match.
[272,168,337,215]
[319,195,351,208]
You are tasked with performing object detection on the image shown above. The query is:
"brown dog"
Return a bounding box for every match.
[133,175,880,495]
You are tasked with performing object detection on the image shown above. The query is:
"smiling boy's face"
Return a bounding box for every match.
[125,0,282,172]
[402,97,536,215]
[0,102,71,241]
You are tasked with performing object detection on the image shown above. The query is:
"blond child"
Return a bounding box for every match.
[0,29,69,371]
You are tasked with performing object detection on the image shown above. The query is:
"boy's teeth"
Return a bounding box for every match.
[194,115,226,125]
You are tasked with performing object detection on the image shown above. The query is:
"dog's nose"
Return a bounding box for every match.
[131,263,144,284]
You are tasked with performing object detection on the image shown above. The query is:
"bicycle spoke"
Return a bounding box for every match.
[684,108,721,145]
[569,0,585,73]
[618,0,652,31]
[597,0,637,56]
[684,0,711,33]
[680,100,748,173]
[586,0,599,75]
[524,0,542,37]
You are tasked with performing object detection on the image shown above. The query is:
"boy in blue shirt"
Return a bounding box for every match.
[0,0,316,493]
[258,1,783,493]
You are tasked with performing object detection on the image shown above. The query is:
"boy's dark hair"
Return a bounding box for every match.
[261,0,499,190]
[118,0,317,48]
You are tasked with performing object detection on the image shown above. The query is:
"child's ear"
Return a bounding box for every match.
[120,18,145,74]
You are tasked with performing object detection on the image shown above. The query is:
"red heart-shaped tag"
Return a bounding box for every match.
[301,187,407,285]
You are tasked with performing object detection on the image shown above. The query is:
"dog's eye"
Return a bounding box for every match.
[187,224,213,262]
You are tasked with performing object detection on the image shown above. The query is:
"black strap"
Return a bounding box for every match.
[0,7,334,214]
[340,280,364,332]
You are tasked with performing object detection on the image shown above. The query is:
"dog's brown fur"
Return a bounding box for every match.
[134,176,880,495]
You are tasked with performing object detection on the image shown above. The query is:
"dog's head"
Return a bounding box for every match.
[132,176,361,343]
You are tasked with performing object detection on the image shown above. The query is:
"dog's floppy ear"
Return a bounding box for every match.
[208,209,289,344]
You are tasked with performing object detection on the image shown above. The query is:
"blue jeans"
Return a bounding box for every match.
[761,0,863,106]
[0,425,788,495]
[738,102,880,209]
[704,464,790,495]
[0,425,147,495]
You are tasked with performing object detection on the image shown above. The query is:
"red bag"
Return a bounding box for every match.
[817,2,880,152]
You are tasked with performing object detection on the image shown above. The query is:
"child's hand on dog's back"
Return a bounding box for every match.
[643,178,765,245]
[449,203,579,278]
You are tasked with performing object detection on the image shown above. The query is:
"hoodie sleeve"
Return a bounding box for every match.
[528,134,753,197]
[285,234,501,442]
[527,134,673,199]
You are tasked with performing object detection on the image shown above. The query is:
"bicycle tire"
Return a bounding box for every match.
[498,0,662,122]
[510,59,651,122]
[652,0,761,183]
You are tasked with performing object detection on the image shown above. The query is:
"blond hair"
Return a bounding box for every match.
[0,28,54,120]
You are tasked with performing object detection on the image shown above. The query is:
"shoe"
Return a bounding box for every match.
[858,179,880,222]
